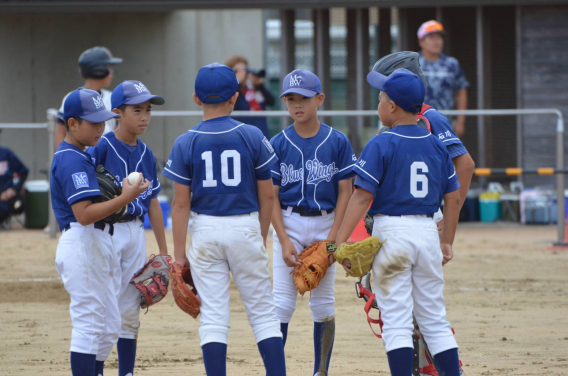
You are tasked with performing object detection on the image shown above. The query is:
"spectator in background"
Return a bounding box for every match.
[0,143,29,229]
[225,55,275,139]
[418,20,469,137]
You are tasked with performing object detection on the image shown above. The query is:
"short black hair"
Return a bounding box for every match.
[65,117,82,131]
[118,104,127,112]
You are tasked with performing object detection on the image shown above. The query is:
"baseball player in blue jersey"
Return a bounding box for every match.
[335,69,462,376]
[163,63,286,376]
[51,88,149,376]
[372,52,474,228]
[270,69,356,375]
[372,52,472,376]
[88,80,167,376]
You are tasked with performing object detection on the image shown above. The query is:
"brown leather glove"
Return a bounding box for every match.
[170,263,201,319]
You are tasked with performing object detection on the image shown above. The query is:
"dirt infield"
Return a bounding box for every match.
[1,223,567,375]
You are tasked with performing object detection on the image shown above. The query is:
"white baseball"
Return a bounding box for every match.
[127,172,141,186]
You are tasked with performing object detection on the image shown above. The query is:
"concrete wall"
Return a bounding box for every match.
[0,10,264,192]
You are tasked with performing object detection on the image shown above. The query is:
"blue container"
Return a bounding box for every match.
[143,196,171,229]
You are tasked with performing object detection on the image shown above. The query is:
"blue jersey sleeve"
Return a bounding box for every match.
[149,151,161,199]
[445,150,460,194]
[57,157,100,205]
[163,136,192,186]
[336,132,357,180]
[255,133,277,180]
[425,110,468,159]
[269,137,282,186]
[353,136,386,196]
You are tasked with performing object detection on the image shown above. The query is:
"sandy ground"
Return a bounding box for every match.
[1,223,567,375]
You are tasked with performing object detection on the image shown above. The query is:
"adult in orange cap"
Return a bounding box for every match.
[418,20,469,137]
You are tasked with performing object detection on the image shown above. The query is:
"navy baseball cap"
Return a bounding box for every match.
[279,69,321,99]
[111,80,165,109]
[63,88,120,123]
[367,68,425,114]
[195,63,239,104]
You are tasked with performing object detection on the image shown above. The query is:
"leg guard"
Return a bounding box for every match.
[313,318,335,375]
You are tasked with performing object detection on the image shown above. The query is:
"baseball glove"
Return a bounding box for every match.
[170,263,200,319]
[131,254,172,309]
[293,240,337,296]
[92,165,126,222]
[334,236,383,278]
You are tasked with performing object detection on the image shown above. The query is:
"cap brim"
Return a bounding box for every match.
[81,110,120,123]
[124,94,165,106]
[278,88,318,99]
[367,71,388,91]
[107,57,123,65]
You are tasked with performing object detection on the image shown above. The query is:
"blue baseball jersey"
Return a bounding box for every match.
[50,141,101,231]
[354,124,460,216]
[423,106,468,159]
[270,123,356,212]
[88,132,161,218]
[163,116,276,216]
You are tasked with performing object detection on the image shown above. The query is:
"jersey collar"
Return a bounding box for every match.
[287,122,330,147]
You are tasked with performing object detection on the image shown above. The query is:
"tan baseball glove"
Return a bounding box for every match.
[170,263,201,319]
[334,236,383,278]
[293,240,337,295]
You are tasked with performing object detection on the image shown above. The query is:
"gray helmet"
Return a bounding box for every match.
[78,47,123,79]
[371,51,428,88]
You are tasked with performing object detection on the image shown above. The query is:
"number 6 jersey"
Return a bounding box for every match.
[163,116,276,215]
[354,124,460,216]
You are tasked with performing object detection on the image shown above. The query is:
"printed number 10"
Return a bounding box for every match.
[410,161,428,198]
[202,150,242,187]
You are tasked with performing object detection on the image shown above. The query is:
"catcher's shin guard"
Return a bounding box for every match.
[313,318,335,376]
[413,320,466,376]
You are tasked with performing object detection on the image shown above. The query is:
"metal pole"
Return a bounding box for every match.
[515,5,524,183]
[47,109,57,239]
[280,9,295,131]
[355,8,366,154]
[556,114,565,244]
[476,6,486,185]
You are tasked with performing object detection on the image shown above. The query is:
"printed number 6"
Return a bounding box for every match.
[202,150,242,188]
[410,161,428,198]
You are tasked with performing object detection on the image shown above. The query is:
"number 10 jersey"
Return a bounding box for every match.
[163,116,277,216]
[354,124,460,217]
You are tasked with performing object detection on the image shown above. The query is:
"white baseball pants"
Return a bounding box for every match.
[55,223,121,361]
[371,215,458,356]
[272,209,336,323]
[187,211,282,347]
[112,219,147,339]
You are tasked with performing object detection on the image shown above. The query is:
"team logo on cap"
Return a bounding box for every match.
[289,74,302,87]
[92,96,104,109]
[134,83,149,94]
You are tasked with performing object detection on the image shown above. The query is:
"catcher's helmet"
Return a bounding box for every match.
[78,47,123,79]
[371,51,428,88]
